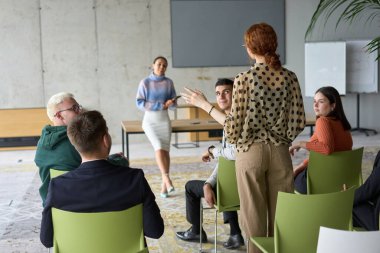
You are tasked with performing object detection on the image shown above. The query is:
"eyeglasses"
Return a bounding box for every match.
[54,104,82,118]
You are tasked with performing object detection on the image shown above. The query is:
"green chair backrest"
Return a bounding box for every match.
[215,157,240,212]
[50,169,68,179]
[52,203,147,253]
[274,188,355,253]
[307,148,363,194]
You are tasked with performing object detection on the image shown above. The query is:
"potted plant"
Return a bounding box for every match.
[305,0,380,60]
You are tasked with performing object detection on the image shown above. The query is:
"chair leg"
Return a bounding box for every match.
[246,237,249,252]
[200,204,203,252]
[214,210,218,253]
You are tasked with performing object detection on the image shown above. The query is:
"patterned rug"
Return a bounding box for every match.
[0,147,379,253]
[133,157,243,252]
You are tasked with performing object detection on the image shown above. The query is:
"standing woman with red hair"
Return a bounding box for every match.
[224,23,306,253]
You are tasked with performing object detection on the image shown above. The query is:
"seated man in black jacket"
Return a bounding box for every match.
[40,110,164,248]
[353,150,380,231]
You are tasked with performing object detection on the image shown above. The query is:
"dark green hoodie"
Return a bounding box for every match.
[34,125,81,205]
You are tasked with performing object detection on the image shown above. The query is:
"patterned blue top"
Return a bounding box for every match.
[136,73,177,111]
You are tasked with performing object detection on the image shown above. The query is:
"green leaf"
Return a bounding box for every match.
[305,0,380,61]
[366,37,380,60]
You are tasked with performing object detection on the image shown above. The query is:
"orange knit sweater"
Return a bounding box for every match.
[301,116,353,167]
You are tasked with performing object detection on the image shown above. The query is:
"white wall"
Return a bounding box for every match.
[1,0,379,144]
[0,0,43,107]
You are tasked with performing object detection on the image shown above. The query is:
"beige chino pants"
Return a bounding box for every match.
[235,142,294,253]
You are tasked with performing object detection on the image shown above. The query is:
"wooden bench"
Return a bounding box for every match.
[0,108,51,150]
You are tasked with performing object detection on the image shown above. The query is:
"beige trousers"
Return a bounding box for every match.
[235,142,294,253]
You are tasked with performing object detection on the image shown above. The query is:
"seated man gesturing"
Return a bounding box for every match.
[176,79,244,249]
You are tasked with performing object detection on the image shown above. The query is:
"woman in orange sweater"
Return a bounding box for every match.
[289,86,353,194]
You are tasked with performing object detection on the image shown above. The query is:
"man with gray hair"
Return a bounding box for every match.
[35,92,83,206]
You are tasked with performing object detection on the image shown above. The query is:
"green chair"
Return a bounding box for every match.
[47,169,69,253]
[52,203,148,253]
[209,157,240,252]
[251,187,355,253]
[50,169,68,178]
[307,148,363,194]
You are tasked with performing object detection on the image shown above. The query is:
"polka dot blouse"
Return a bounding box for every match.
[224,63,306,153]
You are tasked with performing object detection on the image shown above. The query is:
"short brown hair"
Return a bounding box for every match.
[244,23,281,70]
[67,110,108,154]
[215,78,233,88]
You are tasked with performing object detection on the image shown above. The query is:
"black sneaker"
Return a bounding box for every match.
[176,227,208,243]
[223,234,245,249]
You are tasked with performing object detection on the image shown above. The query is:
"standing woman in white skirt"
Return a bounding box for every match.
[136,56,177,198]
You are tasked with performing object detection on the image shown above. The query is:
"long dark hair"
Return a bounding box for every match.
[153,56,168,65]
[315,86,351,130]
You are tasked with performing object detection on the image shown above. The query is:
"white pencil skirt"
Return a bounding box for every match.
[142,110,172,151]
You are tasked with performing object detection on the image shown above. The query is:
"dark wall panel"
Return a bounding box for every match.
[171,0,285,67]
